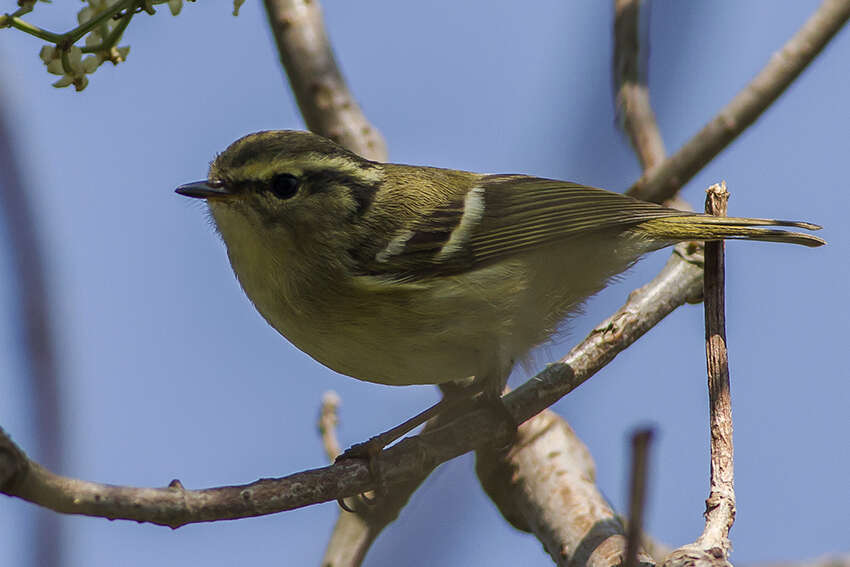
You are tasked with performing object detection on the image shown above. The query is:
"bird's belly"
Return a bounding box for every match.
[295,325,484,386]
[250,265,529,386]
[232,234,650,387]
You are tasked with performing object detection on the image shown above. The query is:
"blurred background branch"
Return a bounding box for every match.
[0,80,63,567]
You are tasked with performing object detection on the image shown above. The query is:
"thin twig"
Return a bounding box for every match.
[628,0,850,203]
[320,413,443,567]
[614,0,666,171]
[318,391,342,461]
[318,389,429,567]
[624,428,655,567]
[317,388,430,567]
[662,183,735,567]
[262,0,388,161]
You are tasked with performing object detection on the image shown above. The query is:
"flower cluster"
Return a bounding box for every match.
[36,0,136,91]
[11,0,241,92]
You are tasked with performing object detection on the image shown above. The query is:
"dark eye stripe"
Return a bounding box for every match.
[302,170,377,216]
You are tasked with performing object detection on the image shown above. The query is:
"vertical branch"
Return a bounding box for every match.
[663,183,735,567]
[698,183,735,554]
[262,0,388,161]
[624,428,654,567]
[614,0,666,171]
[320,403,440,567]
[0,83,63,567]
[318,391,342,462]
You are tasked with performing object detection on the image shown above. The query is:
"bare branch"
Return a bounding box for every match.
[318,391,342,461]
[625,428,655,567]
[321,512,377,567]
[698,184,735,555]
[478,410,654,567]
[614,0,666,170]
[320,393,437,567]
[262,0,388,161]
[320,428,435,567]
[628,0,850,203]
[662,184,735,567]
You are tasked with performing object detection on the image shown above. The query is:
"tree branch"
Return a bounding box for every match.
[262,0,388,161]
[625,428,655,567]
[319,392,438,567]
[663,184,735,567]
[614,0,666,171]
[628,0,850,204]
[478,410,655,567]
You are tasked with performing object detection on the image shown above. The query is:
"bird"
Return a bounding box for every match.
[176,129,824,453]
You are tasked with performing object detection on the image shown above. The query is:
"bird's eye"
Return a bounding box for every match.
[268,174,299,199]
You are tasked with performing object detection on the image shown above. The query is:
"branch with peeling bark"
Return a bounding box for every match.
[477,411,655,567]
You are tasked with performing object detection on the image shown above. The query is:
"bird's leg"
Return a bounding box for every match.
[472,371,519,444]
[335,381,485,504]
[337,381,483,463]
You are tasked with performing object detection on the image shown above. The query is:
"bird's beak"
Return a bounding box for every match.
[175,180,231,199]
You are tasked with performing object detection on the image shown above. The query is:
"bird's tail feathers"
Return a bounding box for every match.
[637,216,825,248]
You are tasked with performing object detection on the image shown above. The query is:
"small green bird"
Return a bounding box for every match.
[177,130,823,406]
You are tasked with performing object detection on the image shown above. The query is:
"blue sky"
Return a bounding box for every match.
[1,2,848,565]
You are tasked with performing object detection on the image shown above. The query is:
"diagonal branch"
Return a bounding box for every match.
[628,0,850,204]
[262,0,387,161]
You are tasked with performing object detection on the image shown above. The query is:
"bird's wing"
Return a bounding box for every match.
[358,175,690,281]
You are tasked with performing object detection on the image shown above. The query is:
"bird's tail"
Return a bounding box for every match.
[637,216,825,247]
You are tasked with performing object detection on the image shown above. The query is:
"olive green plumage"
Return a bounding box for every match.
[177,130,823,390]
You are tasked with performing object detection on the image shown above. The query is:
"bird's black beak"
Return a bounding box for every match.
[175,180,231,199]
